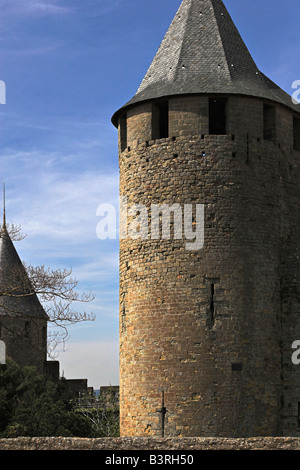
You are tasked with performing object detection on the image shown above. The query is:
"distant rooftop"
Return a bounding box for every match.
[112,0,299,126]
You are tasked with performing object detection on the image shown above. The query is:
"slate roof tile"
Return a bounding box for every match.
[112,0,299,126]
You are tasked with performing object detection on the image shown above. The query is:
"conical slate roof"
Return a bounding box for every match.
[112,0,299,126]
[0,225,48,320]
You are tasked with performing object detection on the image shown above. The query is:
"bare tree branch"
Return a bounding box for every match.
[0,223,26,241]
[0,261,96,358]
[75,389,119,437]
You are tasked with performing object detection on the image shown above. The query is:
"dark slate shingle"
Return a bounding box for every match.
[112,0,299,126]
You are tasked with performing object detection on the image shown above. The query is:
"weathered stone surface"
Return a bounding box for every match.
[113,0,300,440]
[117,93,300,438]
[1,437,300,450]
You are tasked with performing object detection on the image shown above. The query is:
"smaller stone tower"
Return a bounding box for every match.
[0,207,49,375]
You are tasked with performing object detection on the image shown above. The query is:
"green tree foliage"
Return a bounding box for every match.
[0,359,93,437]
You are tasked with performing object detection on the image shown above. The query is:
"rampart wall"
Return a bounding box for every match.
[1,436,300,450]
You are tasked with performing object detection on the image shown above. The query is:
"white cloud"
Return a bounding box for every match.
[1,0,124,19]
[27,2,70,14]
[0,144,120,354]
[71,0,123,17]
[3,44,64,57]
[1,148,119,243]
[2,0,71,17]
[70,255,119,283]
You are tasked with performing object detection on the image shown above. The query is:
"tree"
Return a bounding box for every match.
[24,263,95,358]
[0,222,26,242]
[74,388,120,437]
[0,359,93,437]
[0,222,95,358]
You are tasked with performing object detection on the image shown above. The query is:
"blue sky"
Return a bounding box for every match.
[0,0,299,389]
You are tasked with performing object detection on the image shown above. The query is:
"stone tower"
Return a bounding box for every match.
[0,214,49,375]
[112,0,300,437]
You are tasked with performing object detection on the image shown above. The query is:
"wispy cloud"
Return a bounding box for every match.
[3,43,64,57]
[70,0,124,17]
[1,145,120,382]
[1,150,119,250]
[1,0,124,19]
[0,0,126,388]
[2,0,71,17]
[27,1,70,15]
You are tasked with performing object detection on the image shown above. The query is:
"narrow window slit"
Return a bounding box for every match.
[25,321,30,338]
[209,98,227,135]
[263,104,276,141]
[152,101,169,139]
[246,132,249,164]
[207,283,215,329]
[232,363,243,371]
[121,296,126,333]
[120,113,127,152]
[294,117,300,152]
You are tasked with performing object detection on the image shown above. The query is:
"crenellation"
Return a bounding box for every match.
[119,98,299,156]
[127,103,153,147]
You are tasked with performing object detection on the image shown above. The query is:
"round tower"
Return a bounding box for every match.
[112,0,300,437]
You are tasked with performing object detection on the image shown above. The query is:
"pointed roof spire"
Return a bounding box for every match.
[0,188,48,320]
[2,183,6,233]
[112,0,299,126]
[0,228,49,321]
[0,227,49,320]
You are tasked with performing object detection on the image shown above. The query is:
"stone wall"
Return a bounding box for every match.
[1,436,300,450]
[0,316,47,375]
[118,95,298,150]
[118,95,300,438]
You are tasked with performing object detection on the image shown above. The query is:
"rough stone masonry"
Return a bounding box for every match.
[111,0,300,437]
[1,436,300,450]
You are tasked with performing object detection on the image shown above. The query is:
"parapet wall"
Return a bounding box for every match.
[119,95,299,152]
[1,437,300,450]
